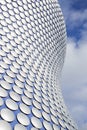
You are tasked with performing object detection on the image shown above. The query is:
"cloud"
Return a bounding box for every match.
[59,0,87,128]
[79,123,87,130]
[60,0,87,33]
[61,35,87,127]
[66,9,87,29]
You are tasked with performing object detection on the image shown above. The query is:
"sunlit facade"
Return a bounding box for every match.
[0,0,77,130]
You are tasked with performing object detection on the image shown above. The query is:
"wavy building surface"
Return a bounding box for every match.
[0,0,78,130]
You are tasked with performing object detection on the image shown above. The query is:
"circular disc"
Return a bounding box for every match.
[0,120,12,130]
[17,113,30,126]
[31,116,42,129]
[1,108,15,122]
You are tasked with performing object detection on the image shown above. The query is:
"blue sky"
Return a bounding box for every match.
[59,0,87,130]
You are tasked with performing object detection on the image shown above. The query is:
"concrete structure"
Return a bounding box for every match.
[0,0,78,130]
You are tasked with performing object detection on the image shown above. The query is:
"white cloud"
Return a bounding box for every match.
[61,34,87,128]
[62,38,87,87]
[79,123,87,130]
[67,9,87,29]
[59,0,87,30]
[59,0,87,128]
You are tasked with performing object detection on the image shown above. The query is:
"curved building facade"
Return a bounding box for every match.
[0,0,77,130]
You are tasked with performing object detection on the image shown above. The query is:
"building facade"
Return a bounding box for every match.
[0,0,78,130]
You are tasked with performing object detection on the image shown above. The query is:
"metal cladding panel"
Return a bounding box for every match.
[0,0,77,130]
